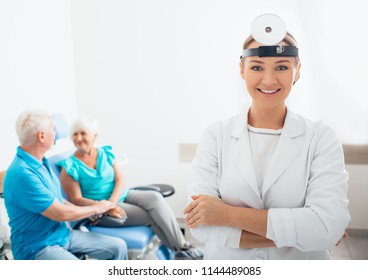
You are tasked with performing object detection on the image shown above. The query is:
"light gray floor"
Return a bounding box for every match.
[330,235,368,260]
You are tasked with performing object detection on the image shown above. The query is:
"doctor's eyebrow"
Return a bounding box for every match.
[248,60,264,64]
[275,60,293,64]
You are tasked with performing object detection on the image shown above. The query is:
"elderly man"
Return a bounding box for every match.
[3,109,128,260]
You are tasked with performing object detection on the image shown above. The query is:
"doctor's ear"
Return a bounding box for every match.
[239,62,246,80]
[293,75,300,85]
[293,63,301,85]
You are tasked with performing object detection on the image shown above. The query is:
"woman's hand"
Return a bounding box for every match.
[183,195,231,228]
[88,200,115,224]
[106,205,127,220]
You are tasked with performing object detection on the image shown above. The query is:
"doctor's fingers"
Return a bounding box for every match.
[184,195,215,213]
[183,200,199,214]
[186,213,202,228]
[187,214,212,229]
[185,207,200,223]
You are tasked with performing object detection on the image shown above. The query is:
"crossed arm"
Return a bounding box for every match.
[184,195,275,248]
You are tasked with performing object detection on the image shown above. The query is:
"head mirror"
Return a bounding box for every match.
[241,14,298,59]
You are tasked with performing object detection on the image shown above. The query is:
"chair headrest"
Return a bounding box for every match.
[52,114,69,141]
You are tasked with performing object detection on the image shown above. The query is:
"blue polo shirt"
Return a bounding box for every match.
[3,147,70,260]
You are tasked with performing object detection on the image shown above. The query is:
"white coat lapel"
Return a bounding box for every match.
[262,109,305,195]
[230,112,260,197]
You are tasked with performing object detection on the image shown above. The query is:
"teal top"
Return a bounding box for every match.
[57,146,129,202]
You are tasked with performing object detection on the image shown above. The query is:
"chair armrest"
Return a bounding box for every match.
[130,184,175,197]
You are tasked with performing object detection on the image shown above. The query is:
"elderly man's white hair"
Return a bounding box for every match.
[70,117,99,137]
[16,109,52,146]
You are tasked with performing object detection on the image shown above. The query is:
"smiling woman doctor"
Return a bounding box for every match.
[184,15,350,260]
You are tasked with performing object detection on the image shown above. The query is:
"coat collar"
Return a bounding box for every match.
[230,108,304,139]
[230,108,305,199]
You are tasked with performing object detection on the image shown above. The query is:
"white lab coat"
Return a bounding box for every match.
[189,109,350,259]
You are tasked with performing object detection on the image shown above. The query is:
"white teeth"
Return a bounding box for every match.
[259,89,278,94]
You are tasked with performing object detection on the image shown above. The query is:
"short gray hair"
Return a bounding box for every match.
[16,109,52,145]
[70,117,99,137]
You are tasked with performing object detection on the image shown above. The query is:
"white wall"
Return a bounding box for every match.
[346,165,368,230]
[70,0,368,221]
[0,0,77,170]
[1,1,366,229]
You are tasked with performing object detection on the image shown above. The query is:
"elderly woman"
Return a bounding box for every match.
[184,20,350,259]
[57,117,202,259]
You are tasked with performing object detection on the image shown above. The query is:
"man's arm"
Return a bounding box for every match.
[42,198,115,222]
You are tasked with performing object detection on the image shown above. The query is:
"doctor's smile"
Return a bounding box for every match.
[257,89,281,94]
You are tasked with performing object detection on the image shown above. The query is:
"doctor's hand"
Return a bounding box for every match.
[183,195,232,229]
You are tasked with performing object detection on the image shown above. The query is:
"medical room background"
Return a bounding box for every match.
[1,0,367,234]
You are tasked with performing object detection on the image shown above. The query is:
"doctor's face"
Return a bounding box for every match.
[240,41,301,110]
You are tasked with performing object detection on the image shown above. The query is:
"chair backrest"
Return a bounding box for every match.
[52,114,70,141]
[48,150,75,178]
[48,114,75,199]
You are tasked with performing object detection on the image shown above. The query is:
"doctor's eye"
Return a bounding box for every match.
[251,66,263,71]
[276,65,288,71]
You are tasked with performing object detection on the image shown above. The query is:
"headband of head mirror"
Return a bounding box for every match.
[240,14,299,59]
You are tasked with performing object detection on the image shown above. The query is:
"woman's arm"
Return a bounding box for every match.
[185,195,270,235]
[240,231,276,248]
[59,168,96,206]
[108,162,124,204]
[105,162,127,218]
[184,195,275,248]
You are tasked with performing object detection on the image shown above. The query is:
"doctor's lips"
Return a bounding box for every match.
[257,88,281,94]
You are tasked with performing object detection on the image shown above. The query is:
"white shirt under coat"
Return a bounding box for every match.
[248,124,282,198]
[189,108,350,260]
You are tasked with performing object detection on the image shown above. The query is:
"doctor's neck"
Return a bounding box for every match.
[248,104,286,130]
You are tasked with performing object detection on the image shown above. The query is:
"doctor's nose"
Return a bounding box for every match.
[261,70,278,85]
